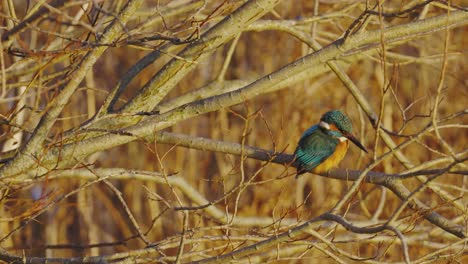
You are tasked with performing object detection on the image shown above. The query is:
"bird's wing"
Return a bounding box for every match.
[294,129,337,171]
[299,124,319,140]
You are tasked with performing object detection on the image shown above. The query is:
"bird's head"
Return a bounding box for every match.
[319,110,368,153]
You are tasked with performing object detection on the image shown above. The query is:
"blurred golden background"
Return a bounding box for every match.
[1,0,467,263]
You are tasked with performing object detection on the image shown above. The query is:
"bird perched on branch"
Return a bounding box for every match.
[294,110,367,177]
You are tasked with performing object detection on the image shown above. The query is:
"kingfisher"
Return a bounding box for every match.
[294,110,368,177]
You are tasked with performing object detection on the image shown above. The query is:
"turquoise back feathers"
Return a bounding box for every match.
[294,125,339,172]
[294,110,367,177]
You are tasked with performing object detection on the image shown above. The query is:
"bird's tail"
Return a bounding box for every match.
[295,165,305,179]
[293,153,305,178]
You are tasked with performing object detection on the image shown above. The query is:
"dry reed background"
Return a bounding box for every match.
[0,0,467,263]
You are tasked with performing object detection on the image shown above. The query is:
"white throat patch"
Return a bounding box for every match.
[320,121,348,142]
[338,136,348,142]
[319,121,330,129]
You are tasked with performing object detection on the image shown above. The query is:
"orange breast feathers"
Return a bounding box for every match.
[312,140,349,174]
[328,123,340,131]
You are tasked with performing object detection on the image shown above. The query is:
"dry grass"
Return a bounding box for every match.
[0,0,467,263]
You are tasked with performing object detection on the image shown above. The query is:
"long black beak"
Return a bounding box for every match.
[345,133,368,153]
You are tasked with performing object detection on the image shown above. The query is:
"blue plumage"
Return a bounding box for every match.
[294,125,339,173]
[294,110,368,177]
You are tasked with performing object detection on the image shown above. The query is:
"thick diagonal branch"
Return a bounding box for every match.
[0,0,144,177]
